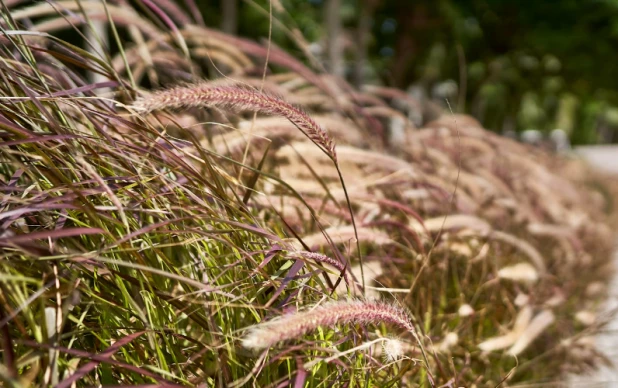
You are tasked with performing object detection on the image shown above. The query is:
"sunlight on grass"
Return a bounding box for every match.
[0,1,615,386]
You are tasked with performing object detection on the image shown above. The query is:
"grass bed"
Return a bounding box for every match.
[0,1,615,386]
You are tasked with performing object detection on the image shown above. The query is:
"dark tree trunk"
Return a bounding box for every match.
[222,0,238,35]
[354,0,373,86]
[325,0,344,77]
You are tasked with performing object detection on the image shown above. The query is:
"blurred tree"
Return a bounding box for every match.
[222,0,238,34]
[354,0,380,86]
[215,0,618,143]
[325,0,344,76]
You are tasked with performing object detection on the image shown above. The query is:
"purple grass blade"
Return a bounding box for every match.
[183,0,205,25]
[265,259,305,308]
[11,74,60,133]
[55,331,147,388]
[141,0,180,35]
[0,168,23,207]
[255,244,283,272]
[0,305,17,378]
[0,227,105,244]
[48,81,119,98]
[19,340,180,385]
[0,112,35,137]
[294,357,308,388]
[0,134,82,147]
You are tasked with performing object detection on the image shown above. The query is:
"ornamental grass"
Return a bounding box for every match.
[0,1,615,386]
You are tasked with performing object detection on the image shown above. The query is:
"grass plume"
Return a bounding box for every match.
[133,83,337,161]
[242,299,415,350]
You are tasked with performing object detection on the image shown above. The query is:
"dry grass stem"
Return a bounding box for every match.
[508,310,555,355]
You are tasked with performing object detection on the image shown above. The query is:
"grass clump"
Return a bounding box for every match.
[0,1,615,386]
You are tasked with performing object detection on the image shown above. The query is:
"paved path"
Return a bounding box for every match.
[575,146,618,174]
[570,146,618,387]
[569,248,618,388]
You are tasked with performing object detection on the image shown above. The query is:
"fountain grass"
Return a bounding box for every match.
[0,1,615,386]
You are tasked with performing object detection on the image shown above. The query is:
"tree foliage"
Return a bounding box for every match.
[229,0,618,143]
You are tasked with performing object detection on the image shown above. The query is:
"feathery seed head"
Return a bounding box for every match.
[242,299,415,350]
[498,262,539,284]
[133,84,337,160]
[294,250,350,285]
[382,338,405,361]
[458,304,474,317]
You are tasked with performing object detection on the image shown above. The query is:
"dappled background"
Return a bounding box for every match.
[201,0,618,145]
